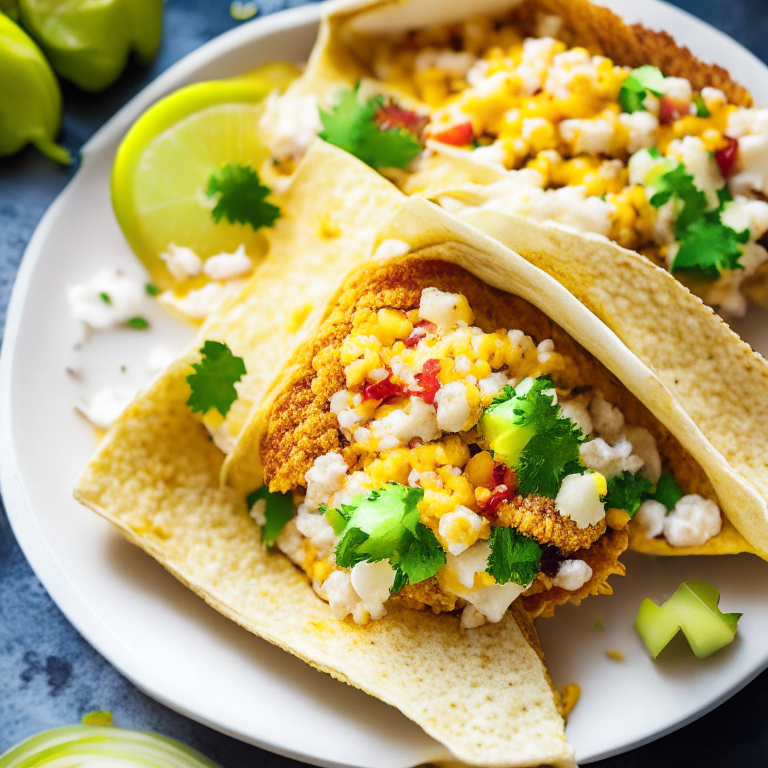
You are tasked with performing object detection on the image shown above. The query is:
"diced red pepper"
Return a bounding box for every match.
[715,136,739,178]
[478,463,518,520]
[404,320,437,348]
[659,96,688,125]
[407,359,442,404]
[362,375,405,403]
[488,462,515,491]
[430,121,474,146]
[375,102,429,139]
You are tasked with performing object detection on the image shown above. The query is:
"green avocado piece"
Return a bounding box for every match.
[635,580,741,660]
[478,377,536,465]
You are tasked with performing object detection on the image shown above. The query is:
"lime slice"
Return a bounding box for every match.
[111,62,299,288]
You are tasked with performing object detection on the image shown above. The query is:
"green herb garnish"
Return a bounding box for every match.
[604,471,653,517]
[205,162,280,232]
[619,66,665,113]
[186,340,246,417]
[486,526,542,586]
[99,292,111,304]
[329,483,445,588]
[247,486,295,547]
[652,471,684,511]
[319,86,423,170]
[145,282,160,296]
[126,316,149,330]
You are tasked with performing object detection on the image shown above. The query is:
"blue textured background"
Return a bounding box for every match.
[2,1,768,764]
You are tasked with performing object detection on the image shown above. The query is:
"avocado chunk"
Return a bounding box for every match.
[635,580,741,659]
[478,377,537,465]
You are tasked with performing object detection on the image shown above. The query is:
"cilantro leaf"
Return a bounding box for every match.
[512,378,587,498]
[486,526,542,586]
[693,94,710,118]
[186,340,246,417]
[330,484,445,586]
[145,282,160,296]
[619,66,666,113]
[648,162,708,237]
[126,316,149,330]
[671,213,750,278]
[248,486,295,547]
[319,87,423,170]
[604,471,653,517]
[653,471,684,511]
[205,162,280,232]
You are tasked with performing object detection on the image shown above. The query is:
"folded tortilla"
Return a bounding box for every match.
[229,196,768,566]
[456,207,768,556]
[74,150,575,768]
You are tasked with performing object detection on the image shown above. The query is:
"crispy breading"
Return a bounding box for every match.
[507,0,751,106]
[495,494,606,555]
[522,527,629,619]
[393,577,460,613]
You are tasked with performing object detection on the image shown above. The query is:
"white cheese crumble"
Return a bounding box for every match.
[304,452,348,511]
[553,559,593,591]
[329,389,350,414]
[634,499,667,539]
[160,243,202,281]
[260,90,322,162]
[618,111,659,154]
[329,470,372,509]
[460,604,487,630]
[537,338,554,364]
[443,541,526,622]
[555,472,606,529]
[373,238,410,261]
[579,437,644,479]
[438,505,483,556]
[418,287,466,332]
[661,76,692,105]
[663,494,722,547]
[371,396,440,448]
[324,571,362,622]
[67,270,145,330]
[623,425,662,484]
[588,392,625,444]
[77,387,136,429]
[202,244,253,281]
[275,519,308,565]
[434,381,471,432]
[559,117,614,155]
[249,498,267,527]
[415,48,476,78]
[721,196,768,240]
[560,397,593,436]
[295,503,336,559]
[478,372,508,397]
[350,560,396,621]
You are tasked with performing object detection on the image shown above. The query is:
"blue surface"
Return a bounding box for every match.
[1,0,768,764]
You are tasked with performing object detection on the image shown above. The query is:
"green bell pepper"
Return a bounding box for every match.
[0,13,70,163]
[18,0,162,93]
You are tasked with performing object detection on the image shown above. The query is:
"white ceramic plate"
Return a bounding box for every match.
[3,2,768,765]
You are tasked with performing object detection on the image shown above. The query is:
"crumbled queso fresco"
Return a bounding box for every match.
[270,287,724,627]
[264,19,768,315]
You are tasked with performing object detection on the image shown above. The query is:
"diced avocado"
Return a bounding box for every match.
[634,580,741,660]
[478,377,536,465]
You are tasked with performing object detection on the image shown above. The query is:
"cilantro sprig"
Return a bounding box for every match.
[486,526,542,586]
[327,483,445,589]
[604,471,653,517]
[319,86,424,170]
[485,377,586,499]
[619,66,665,113]
[248,486,296,547]
[652,471,684,511]
[186,340,246,417]
[647,159,750,278]
[205,162,280,232]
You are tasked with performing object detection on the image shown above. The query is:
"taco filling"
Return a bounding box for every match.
[262,3,768,316]
[254,257,725,627]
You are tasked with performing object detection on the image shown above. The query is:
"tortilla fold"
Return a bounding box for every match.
[74,151,575,768]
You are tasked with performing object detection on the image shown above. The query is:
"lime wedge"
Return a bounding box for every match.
[111,62,299,288]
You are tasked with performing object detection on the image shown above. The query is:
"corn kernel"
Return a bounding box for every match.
[465,451,495,487]
[606,507,631,529]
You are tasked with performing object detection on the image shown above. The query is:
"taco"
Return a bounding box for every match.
[260,0,768,317]
[230,197,766,645]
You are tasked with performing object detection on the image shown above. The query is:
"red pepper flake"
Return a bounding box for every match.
[488,463,515,490]
[362,375,405,403]
[404,320,437,348]
[430,121,474,146]
[477,464,518,520]
[375,102,429,140]
[658,96,689,125]
[407,359,442,404]
[714,136,739,178]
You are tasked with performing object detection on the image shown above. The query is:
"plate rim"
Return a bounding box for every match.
[2,0,768,764]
